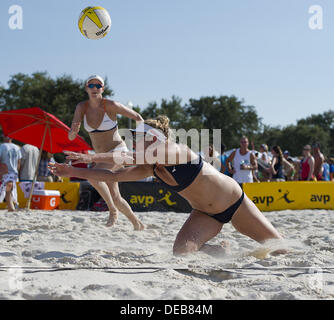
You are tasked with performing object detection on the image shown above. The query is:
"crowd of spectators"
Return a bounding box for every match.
[202,136,334,184]
[0,136,59,211]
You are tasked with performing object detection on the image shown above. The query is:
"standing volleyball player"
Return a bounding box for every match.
[68,75,144,230]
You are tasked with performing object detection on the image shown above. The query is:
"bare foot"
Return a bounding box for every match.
[270,249,288,255]
[200,241,230,257]
[133,220,145,231]
[106,212,118,227]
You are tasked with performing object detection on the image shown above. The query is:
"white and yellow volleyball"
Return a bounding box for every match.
[78,6,111,40]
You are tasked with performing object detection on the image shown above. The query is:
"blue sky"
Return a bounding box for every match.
[0,0,333,127]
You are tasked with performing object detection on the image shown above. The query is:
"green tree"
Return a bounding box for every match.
[280,124,330,156]
[185,95,262,149]
[254,125,283,150]
[297,110,334,155]
[141,95,188,129]
[255,124,330,157]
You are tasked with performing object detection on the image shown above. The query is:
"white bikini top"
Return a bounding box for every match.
[83,99,118,133]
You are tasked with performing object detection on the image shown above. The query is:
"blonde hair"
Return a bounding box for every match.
[144,115,170,139]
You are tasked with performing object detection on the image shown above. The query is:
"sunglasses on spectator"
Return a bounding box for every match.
[87,83,103,89]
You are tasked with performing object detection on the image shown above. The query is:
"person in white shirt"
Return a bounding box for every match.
[0,136,22,211]
[226,136,258,185]
[19,144,39,181]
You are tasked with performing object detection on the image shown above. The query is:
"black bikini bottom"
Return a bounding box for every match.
[205,191,245,224]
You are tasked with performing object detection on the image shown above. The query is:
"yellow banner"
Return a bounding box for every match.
[0,182,80,210]
[243,181,334,211]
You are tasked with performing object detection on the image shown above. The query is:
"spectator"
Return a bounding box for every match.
[293,157,302,181]
[312,143,325,181]
[226,136,258,185]
[19,144,39,181]
[282,150,295,181]
[251,160,260,183]
[329,157,334,181]
[300,145,315,181]
[270,146,294,181]
[0,136,22,211]
[219,144,231,176]
[322,158,330,181]
[259,144,270,165]
[202,144,223,172]
[283,150,291,161]
[37,151,54,182]
[257,144,271,181]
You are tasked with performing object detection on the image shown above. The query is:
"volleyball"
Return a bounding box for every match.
[78,6,111,40]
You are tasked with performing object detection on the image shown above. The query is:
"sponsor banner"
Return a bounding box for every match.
[118,182,192,213]
[243,181,334,211]
[0,182,80,210]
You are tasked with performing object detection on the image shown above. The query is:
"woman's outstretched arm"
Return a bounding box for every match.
[48,162,153,182]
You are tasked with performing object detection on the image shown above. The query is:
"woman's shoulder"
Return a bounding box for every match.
[103,98,116,106]
[103,99,120,112]
[76,100,88,110]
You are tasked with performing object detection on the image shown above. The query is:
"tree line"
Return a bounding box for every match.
[0,72,333,157]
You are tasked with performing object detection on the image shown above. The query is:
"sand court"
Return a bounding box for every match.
[1,208,334,300]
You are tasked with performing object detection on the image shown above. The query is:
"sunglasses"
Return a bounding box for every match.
[87,83,103,89]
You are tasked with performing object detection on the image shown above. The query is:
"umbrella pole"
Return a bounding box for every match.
[26,126,48,210]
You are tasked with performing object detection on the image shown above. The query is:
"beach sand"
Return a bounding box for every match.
[0,208,334,300]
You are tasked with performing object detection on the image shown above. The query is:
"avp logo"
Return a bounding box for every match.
[130,195,154,207]
[252,195,274,206]
[157,190,176,206]
[277,189,295,204]
[310,194,330,204]
[129,190,177,207]
[252,189,295,207]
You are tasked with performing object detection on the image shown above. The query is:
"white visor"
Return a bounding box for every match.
[130,123,166,142]
[86,75,104,86]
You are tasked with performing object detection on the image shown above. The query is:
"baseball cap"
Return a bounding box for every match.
[130,122,166,142]
[85,75,104,86]
[283,150,289,155]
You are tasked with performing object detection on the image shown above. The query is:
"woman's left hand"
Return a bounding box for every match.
[48,162,74,177]
[64,151,93,164]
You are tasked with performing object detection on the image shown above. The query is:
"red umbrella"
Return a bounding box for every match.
[0,107,92,209]
[0,107,91,153]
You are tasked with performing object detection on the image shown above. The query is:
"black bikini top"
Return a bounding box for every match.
[153,156,203,192]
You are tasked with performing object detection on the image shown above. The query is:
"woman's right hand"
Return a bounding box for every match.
[68,131,76,141]
[68,122,80,141]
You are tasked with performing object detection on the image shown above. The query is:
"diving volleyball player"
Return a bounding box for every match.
[54,116,284,255]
